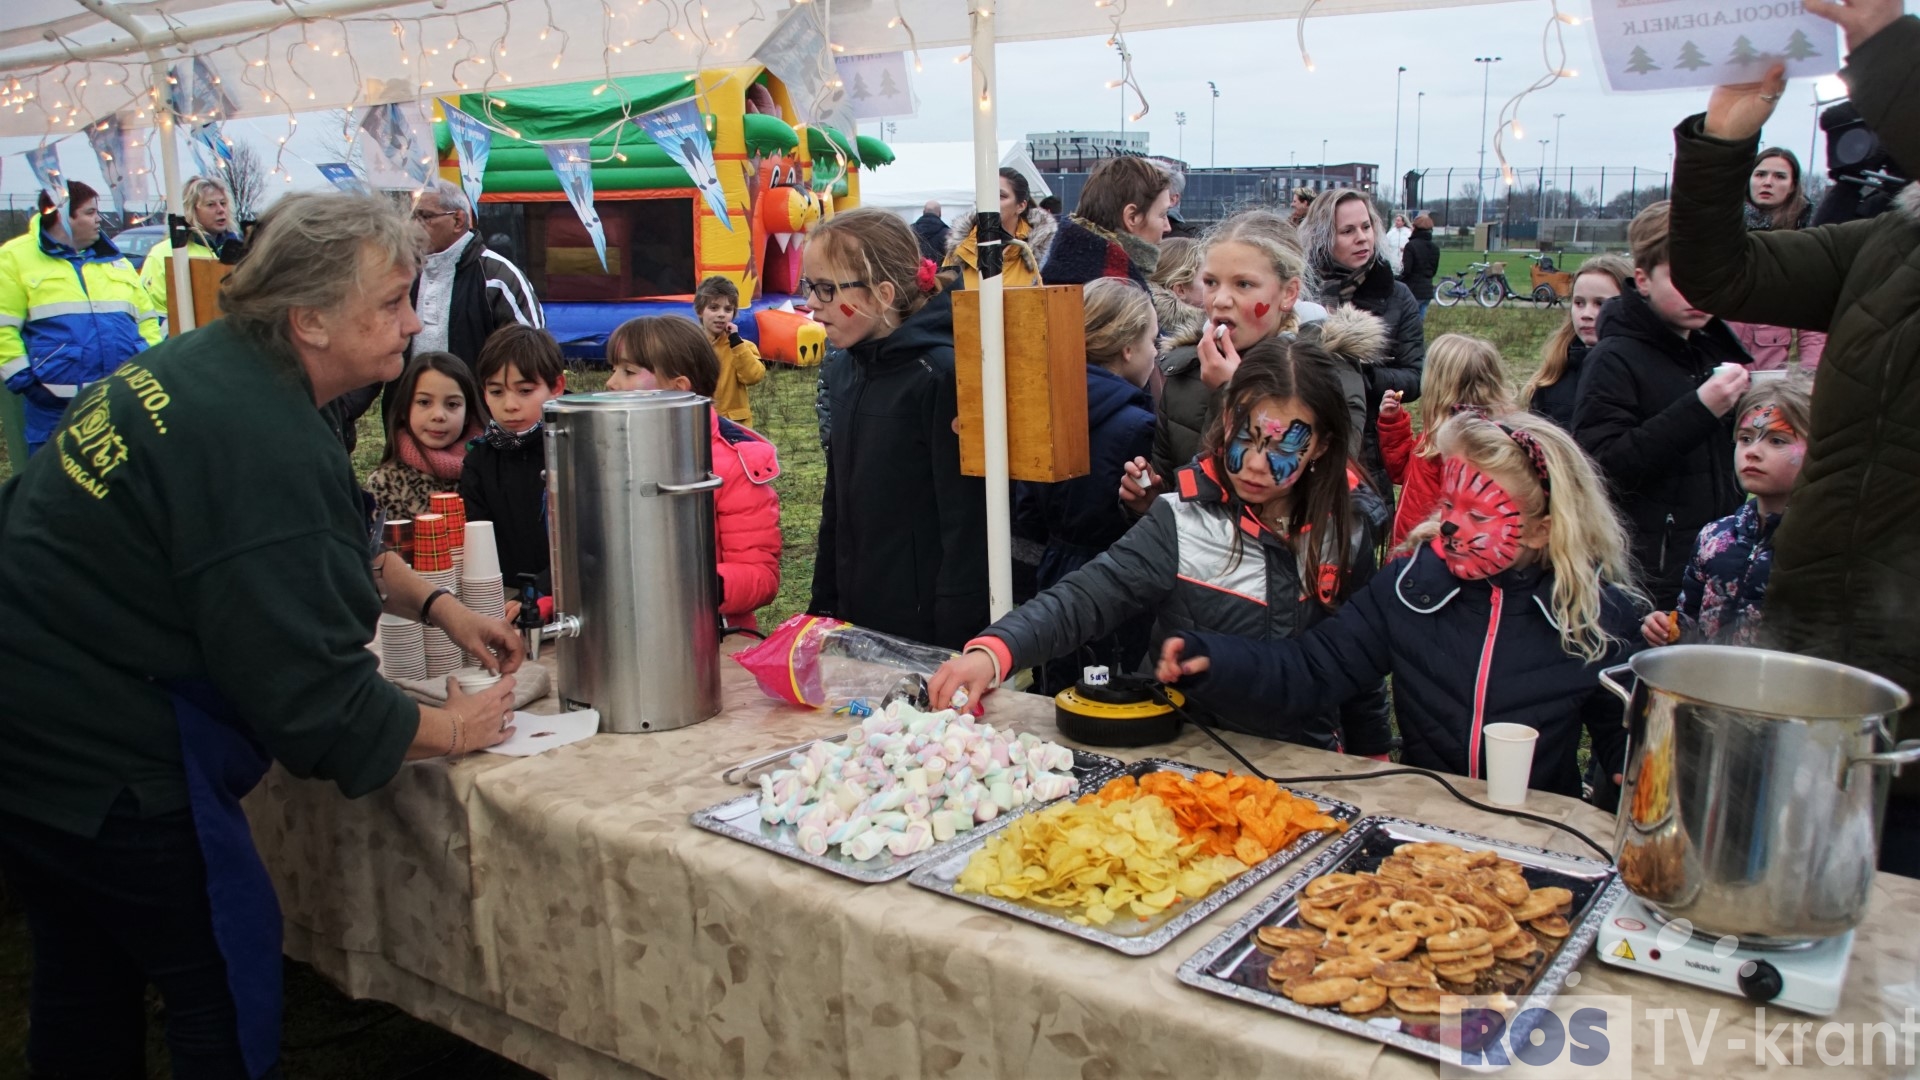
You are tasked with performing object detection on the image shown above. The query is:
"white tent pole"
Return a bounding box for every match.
[79,0,195,333]
[154,71,195,335]
[969,0,1012,621]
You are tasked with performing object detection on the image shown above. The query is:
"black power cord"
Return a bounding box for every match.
[1144,685,1615,862]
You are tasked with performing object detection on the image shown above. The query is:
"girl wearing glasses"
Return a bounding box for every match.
[803,209,990,650]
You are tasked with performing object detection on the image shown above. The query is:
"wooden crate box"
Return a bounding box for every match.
[953,285,1089,483]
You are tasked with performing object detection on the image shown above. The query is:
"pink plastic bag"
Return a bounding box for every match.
[732,615,958,710]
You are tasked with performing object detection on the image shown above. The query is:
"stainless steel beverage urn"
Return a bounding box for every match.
[536,391,722,733]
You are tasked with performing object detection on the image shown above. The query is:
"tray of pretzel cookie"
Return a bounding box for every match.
[1176,815,1625,1070]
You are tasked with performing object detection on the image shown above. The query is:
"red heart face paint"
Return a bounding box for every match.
[1253,302,1271,319]
[1431,459,1525,579]
[840,303,858,317]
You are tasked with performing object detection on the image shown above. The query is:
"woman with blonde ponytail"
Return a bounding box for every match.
[1157,411,1646,805]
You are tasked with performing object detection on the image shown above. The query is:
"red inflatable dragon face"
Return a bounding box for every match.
[755,154,821,296]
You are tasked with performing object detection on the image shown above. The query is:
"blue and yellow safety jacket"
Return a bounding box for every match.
[0,214,163,451]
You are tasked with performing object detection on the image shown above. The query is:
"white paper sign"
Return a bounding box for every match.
[359,102,436,191]
[1588,0,1839,92]
[834,53,918,121]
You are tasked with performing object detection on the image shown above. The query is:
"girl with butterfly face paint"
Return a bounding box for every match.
[932,338,1400,760]
[1157,413,1650,805]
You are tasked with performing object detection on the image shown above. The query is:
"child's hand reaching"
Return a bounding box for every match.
[1119,456,1164,515]
[1155,637,1210,683]
[1697,364,1750,417]
[928,650,997,715]
[1640,611,1676,648]
[1379,389,1405,422]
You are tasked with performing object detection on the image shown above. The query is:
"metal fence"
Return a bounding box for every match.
[1396,166,1671,229]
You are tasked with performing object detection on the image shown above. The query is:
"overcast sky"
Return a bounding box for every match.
[3,0,1908,203]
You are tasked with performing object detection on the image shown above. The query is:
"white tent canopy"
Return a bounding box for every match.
[856,139,1048,220]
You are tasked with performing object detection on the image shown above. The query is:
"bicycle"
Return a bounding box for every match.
[1524,253,1573,306]
[1432,260,1513,309]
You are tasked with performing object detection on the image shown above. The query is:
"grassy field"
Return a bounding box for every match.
[0,304,1565,1078]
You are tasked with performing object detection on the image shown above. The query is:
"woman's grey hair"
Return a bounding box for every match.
[419,178,471,224]
[219,192,424,346]
[1300,187,1385,272]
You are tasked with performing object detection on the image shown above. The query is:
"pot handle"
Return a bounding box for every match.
[645,474,725,497]
[1849,739,1920,774]
[1598,664,1635,706]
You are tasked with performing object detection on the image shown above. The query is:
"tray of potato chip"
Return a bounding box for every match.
[1175,816,1625,1070]
[906,759,1360,956]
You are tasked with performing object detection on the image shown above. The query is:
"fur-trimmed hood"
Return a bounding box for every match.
[1898,180,1920,225]
[944,209,1058,274]
[1160,300,1386,374]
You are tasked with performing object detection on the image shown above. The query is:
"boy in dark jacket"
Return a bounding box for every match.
[1572,202,1750,608]
[460,324,565,592]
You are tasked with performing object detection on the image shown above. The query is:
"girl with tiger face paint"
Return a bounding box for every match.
[1433,459,1531,579]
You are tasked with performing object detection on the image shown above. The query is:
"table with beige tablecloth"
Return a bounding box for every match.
[246,650,1920,1079]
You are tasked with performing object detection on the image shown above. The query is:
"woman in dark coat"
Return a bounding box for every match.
[1667,7,1920,872]
[1302,189,1427,512]
[1398,213,1441,319]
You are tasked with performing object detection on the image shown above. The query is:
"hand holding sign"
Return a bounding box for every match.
[1803,0,1904,51]
[1704,62,1788,140]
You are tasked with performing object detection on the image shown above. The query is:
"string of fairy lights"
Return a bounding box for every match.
[1293,0,1581,187]
[5,0,1583,211]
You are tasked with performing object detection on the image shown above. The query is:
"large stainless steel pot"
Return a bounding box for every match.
[542,391,721,734]
[1605,645,1916,946]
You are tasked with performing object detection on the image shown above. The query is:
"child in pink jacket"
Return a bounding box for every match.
[606,316,782,629]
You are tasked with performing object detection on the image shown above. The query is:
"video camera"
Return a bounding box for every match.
[1811,100,1909,226]
[167,213,254,265]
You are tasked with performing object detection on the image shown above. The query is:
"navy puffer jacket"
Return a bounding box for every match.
[1015,364,1156,588]
[1173,544,1642,800]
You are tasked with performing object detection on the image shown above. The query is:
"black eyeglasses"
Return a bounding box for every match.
[796,277,869,304]
[412,209,459,223]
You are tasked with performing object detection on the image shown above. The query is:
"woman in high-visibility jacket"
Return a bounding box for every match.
[138,175,241,316]
[0,182,163,455]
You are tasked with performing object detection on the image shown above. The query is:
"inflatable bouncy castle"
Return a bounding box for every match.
[433,65,892,362]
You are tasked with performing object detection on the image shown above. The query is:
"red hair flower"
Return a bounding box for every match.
[916,257,939,293]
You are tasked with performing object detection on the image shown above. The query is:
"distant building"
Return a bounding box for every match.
[1027,130,1150,171]
[1039,162,1381,229]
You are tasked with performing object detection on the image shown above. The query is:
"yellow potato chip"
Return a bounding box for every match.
[957,794,1243,921]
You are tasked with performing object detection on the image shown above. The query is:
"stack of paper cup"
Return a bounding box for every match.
[378,613,426,681]
[457,519,506,667]
[413,512,463,678]
[429,492,468,579]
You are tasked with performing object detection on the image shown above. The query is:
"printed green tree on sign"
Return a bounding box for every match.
[878,69,901,99]
[1728,36,1762,64]
[1625,45,1661,74]
[1675,41,1712,70]
[1783,29,1820,60]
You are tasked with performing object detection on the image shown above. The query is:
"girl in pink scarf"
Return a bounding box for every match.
[365,352,483,518]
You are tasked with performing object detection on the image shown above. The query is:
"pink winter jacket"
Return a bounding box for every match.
[1727,320,1825,371]
[712,412,782,630]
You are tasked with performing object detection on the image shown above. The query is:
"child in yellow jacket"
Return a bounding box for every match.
[694,275,766,426]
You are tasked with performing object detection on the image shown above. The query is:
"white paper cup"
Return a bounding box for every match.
[453,667,502,695]
[1483,723,1541,806]
[461,521,502,582]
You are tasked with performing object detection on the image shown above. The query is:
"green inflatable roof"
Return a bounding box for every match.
[855,135,896,168]
[430,75,891,195]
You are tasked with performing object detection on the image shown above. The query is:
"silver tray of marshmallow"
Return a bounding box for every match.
[690,703,1124,884]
